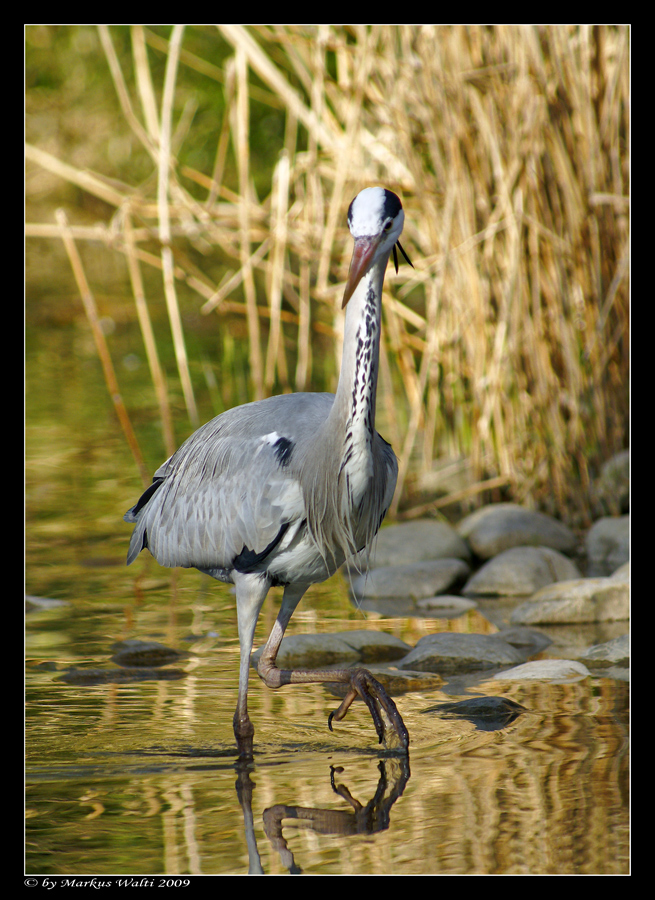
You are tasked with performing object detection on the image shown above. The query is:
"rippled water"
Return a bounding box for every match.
[26,560,629,875]
[26,326,629,876]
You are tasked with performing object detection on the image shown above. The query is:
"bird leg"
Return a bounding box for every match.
[327,668,409,751]
[234,574,273,759]
[233,710,255,760]
[256,585,409,752]
[257,655,409,751]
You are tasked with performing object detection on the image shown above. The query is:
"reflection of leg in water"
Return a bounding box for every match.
[235,764,264,875]
[262,758,411,873]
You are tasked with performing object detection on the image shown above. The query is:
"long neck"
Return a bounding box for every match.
[330,254,388,447]
[300,252,391,567]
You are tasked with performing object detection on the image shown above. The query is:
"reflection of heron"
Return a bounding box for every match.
[125,187,412,758]
[263,759,411,873]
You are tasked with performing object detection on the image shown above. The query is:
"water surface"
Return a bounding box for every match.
[26,325,629,875]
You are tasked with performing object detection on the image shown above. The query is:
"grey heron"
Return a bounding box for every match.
[125,186,412,758]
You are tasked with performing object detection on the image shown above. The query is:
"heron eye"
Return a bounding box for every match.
[384,219,393,231]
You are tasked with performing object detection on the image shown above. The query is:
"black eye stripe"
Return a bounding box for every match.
[347,187,404,233]
[381,189,402,219]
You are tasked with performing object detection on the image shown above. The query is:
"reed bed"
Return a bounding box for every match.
[26,25,629,527]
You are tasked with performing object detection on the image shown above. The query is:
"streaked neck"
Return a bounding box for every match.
[332,255,388,451]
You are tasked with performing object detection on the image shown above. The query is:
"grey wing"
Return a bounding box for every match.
[125,394,331,574]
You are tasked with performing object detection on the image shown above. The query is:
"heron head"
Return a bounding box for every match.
[342,187,412,308]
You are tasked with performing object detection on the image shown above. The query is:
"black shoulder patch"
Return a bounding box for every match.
[273,435,294,467]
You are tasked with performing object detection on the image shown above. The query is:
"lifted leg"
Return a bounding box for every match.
[256,585,410,752]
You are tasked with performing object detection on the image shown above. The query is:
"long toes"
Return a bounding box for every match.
[328,669,409,751]
[358,672,409,751]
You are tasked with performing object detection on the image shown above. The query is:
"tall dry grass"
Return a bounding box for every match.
[26,25,629,526]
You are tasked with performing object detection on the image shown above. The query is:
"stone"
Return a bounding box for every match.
[110,639,188,667]
[494,659,591,682]
[496,626,553,654]
[462,546,581,597]
[415,595,478,614]
[579,633,629,669]
[585,515,629,576]
[395,632,525,674]
[593,450,629,516]
[510,567,629,624]
[350,558,470,600]
[326,665,444,696]
[334,629,413,662]
[251,633,360,669]
[350,519,471,569]
[422,696,527,729]
[457,502,577,559]
[250,630,412,669]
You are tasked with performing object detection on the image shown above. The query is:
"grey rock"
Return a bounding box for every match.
[494,659,591,682]
[422,696,527,730]
[457,503,577,559]
[335,629,413,662]
[593,450,629,516]
[586,515,629,576]
[510,565,629,624]
[496,626,553,654]
[251,633,360,669]
[462,546,581,597]
[351,519,471,569]
[415,595,478,614]
[250,630,411,669]
[579,633,629,669]
[351,558,470,600]
[395,632,525,675]
[327,664,444,696]
[110,639,188,668]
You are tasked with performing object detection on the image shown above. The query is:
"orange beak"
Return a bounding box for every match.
[342,236,380,308]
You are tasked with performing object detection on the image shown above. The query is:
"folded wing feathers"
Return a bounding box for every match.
[125,393,397,577]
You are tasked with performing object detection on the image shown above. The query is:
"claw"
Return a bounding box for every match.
[327,668,409,752]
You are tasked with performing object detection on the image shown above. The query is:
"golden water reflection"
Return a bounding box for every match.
[26,583,628,874]
[26,328,629,875]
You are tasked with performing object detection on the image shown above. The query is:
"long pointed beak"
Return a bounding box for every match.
[342,236,380,308]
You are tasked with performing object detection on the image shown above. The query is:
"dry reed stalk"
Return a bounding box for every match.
[234,46,264,400]
[26,25,629,525]
[97,25,156,163]
[123,210,176,458]
[25,144,127,209]
[55,209,150,486]
[155,24,199,429]
[264,151,290,391]
[131,25,160,144]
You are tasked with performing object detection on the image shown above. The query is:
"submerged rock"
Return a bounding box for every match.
[327,664,443,696]
[415,595,478,614]
[59,666,186,685]
[110,639,189,667]
[422,695,527,730]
